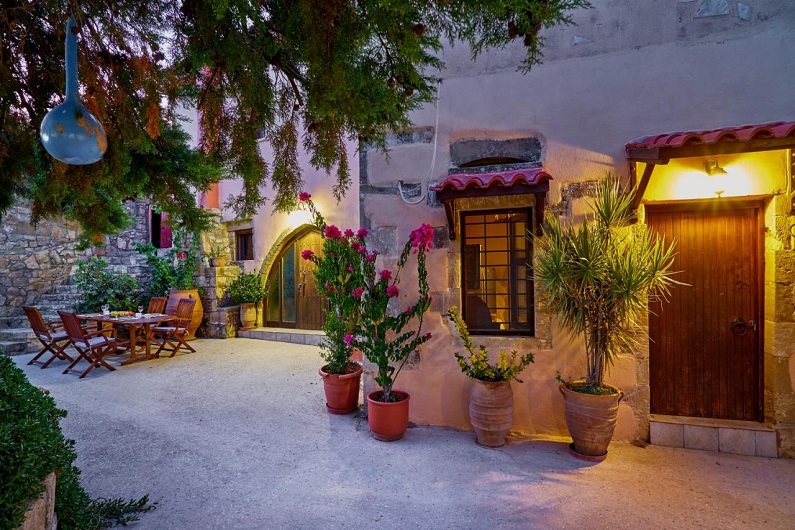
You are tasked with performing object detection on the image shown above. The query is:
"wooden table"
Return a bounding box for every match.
[80,313,176,365]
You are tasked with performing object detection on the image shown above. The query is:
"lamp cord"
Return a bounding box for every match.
[397,80,441,205]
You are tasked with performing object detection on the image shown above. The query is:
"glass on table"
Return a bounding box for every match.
[136,305,143,318]
[101,303,110,315]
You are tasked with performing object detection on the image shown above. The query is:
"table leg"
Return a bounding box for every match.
[121,323,153,365]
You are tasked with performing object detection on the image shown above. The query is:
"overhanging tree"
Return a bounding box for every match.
[1,0,590,243]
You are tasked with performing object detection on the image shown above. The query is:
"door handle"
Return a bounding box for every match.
[731,317,757,336]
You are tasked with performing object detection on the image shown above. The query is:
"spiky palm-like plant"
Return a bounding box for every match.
[535,176,679,392]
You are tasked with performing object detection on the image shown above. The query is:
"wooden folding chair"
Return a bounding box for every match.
[58,310,117,378]
[23,306,74,368]
[147,296,168,314]
[152,298,196,357]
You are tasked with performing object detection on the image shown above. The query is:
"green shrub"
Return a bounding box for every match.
[0,353,154,529]
[226,272,269,304]
[74,257,143,313]
[134,232,200,295]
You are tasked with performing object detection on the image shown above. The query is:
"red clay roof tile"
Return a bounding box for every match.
[431,168,552,193]
[626,121,795,150]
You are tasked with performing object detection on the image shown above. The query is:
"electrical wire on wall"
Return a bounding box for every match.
[398,80,441,205]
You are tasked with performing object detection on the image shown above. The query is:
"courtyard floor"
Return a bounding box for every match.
[13,338,795,529]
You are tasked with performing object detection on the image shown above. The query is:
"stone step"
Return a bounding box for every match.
[237,327,325,347]
[649,414,778,458]
[0,340,31,356]
[0,327,40,354]
[0,316,28,329]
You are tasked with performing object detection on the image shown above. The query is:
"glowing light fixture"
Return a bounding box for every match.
[704,160,729,197]
[704,160,727,176]
[40,17,107,165]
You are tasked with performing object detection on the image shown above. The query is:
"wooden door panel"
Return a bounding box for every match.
[647,203,761,421]
[296,231,324,330]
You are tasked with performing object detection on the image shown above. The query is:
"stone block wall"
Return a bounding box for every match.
[0,201,87,319]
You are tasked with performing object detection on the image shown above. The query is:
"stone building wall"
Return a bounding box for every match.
[0,201,87,320]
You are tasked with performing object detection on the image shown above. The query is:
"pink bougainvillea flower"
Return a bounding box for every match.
[176,251,187,259]
[352,287,364,298]
[344,228,354,237]
[347,265,353,272]
[386,285,399,298]
[379,269,392,280]
[364,253,377,263]
[351,241,361,252]
[409,223,435,253]
[404,305,413,314]
[424,332,432,340]
[301,249,314,260]
[344,333,354,346]
[298,192,311,202]
[325,225,342,239]
[356,227,368,238]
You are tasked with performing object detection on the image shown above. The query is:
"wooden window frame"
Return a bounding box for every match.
[236,229,254,261]
[460,207,535,336]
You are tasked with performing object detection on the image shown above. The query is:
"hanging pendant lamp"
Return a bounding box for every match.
[40,17,107,165]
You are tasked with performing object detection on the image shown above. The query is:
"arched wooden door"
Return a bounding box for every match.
[266,229,325,330]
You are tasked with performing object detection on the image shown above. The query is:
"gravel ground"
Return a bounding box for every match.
[13,338,795,529]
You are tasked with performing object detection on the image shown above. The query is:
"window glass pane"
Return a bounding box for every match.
[462,208,534,335]
[466,224,485,238]
[465,214,485,225]
[267,264,281,321]
[282,245,296,322]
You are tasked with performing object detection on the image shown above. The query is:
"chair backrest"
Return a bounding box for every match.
[174,298,196,330]
[58,311,88,346]
[147,296,168,314]
[23,306,50,340]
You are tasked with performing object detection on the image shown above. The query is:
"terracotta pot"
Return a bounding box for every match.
[239,302,257,329]
[367,390,410,442]
[470,379,513,447]
[319,363,362,414]
[560,383,623,460]
[209,256,228,267]
[166,288,203,340]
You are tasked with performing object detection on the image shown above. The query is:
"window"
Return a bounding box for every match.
[150,210,172,248]
[461,208,533,335]
[236,230,254,261]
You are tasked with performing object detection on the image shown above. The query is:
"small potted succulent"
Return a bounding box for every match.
[448,306,535,447]
[227,271,269,329]
[206,244,230,268]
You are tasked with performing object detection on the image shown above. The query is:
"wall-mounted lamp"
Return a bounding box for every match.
[704,160,727,176]
[704,160,728,197]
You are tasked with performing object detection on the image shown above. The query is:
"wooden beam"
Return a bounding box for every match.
[630,162,656,211]
[627,137,795,162]
[444,200,456,240]
[534,193,545,236]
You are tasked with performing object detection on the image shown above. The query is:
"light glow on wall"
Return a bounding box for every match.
[286,208,313,229]
[643,151,787,202]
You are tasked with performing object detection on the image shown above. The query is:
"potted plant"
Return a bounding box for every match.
[206,244,230,268]
[300,192,366,414]
[300,193,434,439]
[227,271,269,329]
[135,232,204,339]
[448,306,535,447]
[534,176,678,460]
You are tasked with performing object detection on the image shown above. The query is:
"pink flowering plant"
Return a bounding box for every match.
[299,193,434,401]
[299,193,368,375]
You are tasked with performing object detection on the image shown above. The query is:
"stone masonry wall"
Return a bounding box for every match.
[0,201,88,320]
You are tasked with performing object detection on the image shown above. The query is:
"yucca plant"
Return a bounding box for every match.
[534,175,679,393]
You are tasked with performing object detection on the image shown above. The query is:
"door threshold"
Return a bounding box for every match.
[238,327,324,346]
[650,415,777,457]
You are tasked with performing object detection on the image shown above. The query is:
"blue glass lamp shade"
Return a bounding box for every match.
[40,18,107,165]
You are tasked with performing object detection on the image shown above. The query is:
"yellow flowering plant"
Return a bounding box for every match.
[448,306,535,382]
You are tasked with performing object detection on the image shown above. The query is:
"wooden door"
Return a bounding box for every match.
[647,202,763,421]
[296,231,324,330]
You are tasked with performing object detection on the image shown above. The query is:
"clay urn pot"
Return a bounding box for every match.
[560,382,623,461]
[239,302,256,329]
[166,288,203,340]
[469,379,514,447]
[366,390,410,441]
[319,363,362,414]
